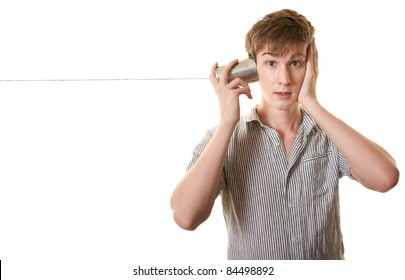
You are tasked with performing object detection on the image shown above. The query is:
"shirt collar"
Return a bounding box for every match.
[241,105,319,135]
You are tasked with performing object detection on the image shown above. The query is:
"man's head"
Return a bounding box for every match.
[245,9,315,61]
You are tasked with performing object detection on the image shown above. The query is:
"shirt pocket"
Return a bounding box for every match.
[302,150,334,197]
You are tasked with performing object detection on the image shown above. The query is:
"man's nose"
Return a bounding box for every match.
[277,66,291,85]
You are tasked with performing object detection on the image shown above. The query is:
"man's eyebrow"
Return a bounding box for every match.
[261,52,306,59]
[261,52,277,57]
[291,53,306,59]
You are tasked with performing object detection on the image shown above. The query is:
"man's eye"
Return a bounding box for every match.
[291,61,302,67]
[266,61,276,66]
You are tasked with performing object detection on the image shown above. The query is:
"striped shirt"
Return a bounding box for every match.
[187,105,354,260]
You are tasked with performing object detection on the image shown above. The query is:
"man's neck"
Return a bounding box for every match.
[256,104,302,134]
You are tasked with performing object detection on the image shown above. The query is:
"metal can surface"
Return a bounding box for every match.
[215,58,258,83]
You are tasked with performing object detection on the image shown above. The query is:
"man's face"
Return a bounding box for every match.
[256,45,307,111]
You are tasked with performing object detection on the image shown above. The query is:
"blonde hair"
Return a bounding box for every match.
[245,9,315,60]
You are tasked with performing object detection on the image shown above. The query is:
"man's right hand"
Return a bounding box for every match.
[209,59,253,128]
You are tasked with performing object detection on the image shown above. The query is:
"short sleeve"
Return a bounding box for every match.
[338,150,356,181]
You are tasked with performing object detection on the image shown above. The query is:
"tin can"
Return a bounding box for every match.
[215,58,258,83]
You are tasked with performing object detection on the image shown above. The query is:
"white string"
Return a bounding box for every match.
[0,78,208,82]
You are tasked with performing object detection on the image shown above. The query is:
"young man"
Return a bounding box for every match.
[170,9,399,260]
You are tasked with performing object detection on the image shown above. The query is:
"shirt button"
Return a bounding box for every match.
[288,202,293,208]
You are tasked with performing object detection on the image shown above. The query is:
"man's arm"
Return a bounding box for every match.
[170,60,252,230]
[299,40,399,192]
[303,100,399,192]
[170,123,234,230]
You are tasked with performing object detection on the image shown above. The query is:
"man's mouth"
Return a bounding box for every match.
[274,91,292,96]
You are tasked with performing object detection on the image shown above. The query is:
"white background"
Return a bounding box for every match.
[0,0,403,279]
